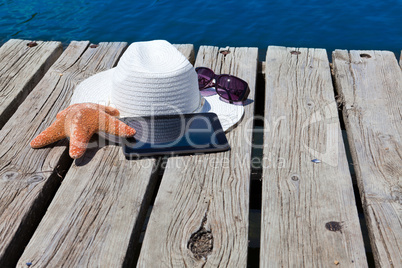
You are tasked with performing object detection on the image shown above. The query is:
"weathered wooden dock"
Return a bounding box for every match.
[0,39,400,267]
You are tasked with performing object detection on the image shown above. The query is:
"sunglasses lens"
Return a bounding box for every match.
[216,75,248,101]
[196,67,215,89]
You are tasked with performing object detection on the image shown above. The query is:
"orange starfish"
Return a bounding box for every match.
[30,103,136,159]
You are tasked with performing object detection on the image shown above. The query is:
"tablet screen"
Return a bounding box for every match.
[120,113,230,157]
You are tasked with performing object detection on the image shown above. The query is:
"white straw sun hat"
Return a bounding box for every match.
[70,40,244,131]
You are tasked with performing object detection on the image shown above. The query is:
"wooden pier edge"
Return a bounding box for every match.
[260,46,367,267]
[0,39,62,129]
[138,46,258,267]
[332,50,402,268]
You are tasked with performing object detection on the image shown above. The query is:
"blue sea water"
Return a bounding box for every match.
[0,0,401,59]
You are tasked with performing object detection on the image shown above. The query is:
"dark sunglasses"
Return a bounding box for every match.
[195,67,250,103]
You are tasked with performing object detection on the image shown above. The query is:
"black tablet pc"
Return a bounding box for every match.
[120,113,230,157]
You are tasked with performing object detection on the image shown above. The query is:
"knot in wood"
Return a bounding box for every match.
[2,171,19,181]
[27,174,44,184]
[290,51,301,55]
[188,227,213,260]
[378,134,391,140]
[325,221,343,233]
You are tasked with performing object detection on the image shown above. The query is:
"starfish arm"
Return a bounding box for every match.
[31,103,131,159]
[101,105,120,117]
[68,122,96,159]
[30,119,66,148]
[98,112,136,137]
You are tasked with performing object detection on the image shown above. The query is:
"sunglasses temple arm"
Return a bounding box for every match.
[223,88,234,103]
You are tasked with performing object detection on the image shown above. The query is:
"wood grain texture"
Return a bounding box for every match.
[138,46,258,267]
[174,44,195,65]
[261,47,367,267]
[16,44,196,268]
[17,148,159,268]
[0,41,126,267]
[333,50,402,268]
[0,39,62,129]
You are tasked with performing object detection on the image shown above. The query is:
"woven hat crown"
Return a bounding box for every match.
[111,40,201,117]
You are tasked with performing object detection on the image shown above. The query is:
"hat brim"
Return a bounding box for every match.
[70,68,244,132]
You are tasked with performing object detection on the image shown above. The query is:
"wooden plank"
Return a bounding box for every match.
[16,44,196,267]
[138,46,258,267]
[0,39,62,129]
[260,47,368,267]
[17,151,159,268]
[174,44,195,65]
[333,50,402,267]
[0,41,126,267]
